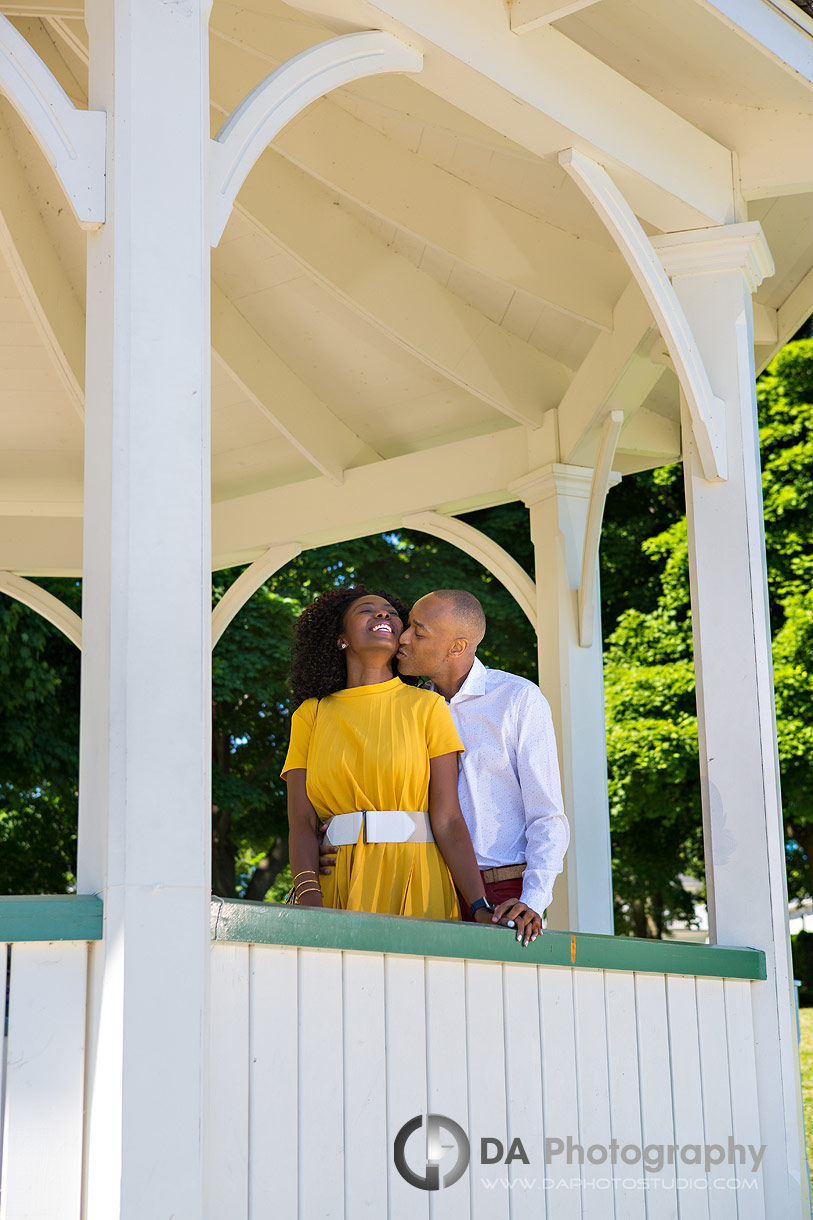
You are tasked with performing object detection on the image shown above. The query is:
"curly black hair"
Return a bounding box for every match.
[289,584,416,707]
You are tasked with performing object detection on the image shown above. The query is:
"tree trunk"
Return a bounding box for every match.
[243,836,290,902]
[790,822,813,899]
[211,721,235,897]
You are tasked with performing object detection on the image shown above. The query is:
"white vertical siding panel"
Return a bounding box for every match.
[465,961,509,1220]
[248,944,298,1220]
[634,972,678,1218]
[696,977,737,1220]
[572,970,614,1220]
[604,970,646,1220]
[723,980,765,1218]
[342,952,388,1218]
[425,957,469,1220]
[538,967,581,1220]
[665,975,710,1220]
[0,944,7,1201]
[502,962,543,1220]
[385,955,429,1220]
[299,948,344,1220]
[0,941,87,1220]
[206,942,250,1220]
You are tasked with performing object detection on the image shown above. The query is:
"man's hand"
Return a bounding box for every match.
[493,899,542,947]
[317,820,337,874]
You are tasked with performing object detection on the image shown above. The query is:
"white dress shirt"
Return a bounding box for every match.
[445,657,569,916]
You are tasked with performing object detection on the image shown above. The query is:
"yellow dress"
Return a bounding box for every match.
[282,676,464,919]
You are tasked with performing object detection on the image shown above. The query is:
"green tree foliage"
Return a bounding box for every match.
[0,580,80,893]
[603,338,813,933]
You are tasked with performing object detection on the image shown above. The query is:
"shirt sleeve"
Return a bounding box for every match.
[513,685,570,917]
[281,699,318,778]
[424,693,465,758]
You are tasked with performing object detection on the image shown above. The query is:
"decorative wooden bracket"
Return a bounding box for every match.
[208,31,423,246]
[402,510,538,629]
[0,14,105,228]
[212,542,302,647]
[560,148,727,483]
[0,570,82,648]
[578,411,623,648]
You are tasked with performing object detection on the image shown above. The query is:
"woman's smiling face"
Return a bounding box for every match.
[339,594,403,660]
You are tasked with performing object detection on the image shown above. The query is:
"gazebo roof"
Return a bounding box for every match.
[1,0,812,574]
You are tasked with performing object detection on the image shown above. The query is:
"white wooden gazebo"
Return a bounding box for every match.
[0,1,812,1217]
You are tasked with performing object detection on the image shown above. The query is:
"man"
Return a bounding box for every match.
[396,589,568,946]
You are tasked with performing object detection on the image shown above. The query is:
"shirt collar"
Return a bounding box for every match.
[450,655,487,702]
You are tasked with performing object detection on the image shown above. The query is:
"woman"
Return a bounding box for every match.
[282,585,495,922]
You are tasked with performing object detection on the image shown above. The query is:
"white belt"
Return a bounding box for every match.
[324,810,434,847]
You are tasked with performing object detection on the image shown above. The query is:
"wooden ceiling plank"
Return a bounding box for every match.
[210,31,619,330]
[0,113,85,418]
[211,282,380,485]
[234,150,571,429]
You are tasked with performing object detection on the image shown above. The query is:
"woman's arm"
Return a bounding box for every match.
[286,769,323,907]
[428,753,491,922]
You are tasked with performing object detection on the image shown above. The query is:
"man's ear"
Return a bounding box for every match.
[449,637,469,658]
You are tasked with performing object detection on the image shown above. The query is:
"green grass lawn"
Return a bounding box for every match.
[799,1008,813,1175]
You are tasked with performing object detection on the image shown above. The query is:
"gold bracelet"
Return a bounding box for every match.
[294,884,321,897]
[293,869,318,882]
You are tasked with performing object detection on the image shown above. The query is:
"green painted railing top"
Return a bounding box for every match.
[211,898,767,980]
[0,894,103,942]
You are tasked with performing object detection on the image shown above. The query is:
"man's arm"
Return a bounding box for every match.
[494,684,569,941]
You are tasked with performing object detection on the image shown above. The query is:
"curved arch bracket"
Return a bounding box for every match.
[578,411,623,649]
[208,31,423,246]
[0,570,82,648]
[212,542,302,648]
[560,148,726,483]
[0,15,105,228]
[402,511,537,630]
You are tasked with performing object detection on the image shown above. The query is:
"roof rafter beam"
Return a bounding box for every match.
[510,0,603,34]
[234,149,571,428]
[283,0,737,229]
[212,426,536,566]
[557,281,656,463]
[0,429,552,574]
[211,283,380,485]
[0,110,85,417]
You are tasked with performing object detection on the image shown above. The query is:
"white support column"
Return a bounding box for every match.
[659,224,809,1218]
[78,3,211,1219]
[511,465,614,934]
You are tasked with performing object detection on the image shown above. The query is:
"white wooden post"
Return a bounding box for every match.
[511,465,614,933]
[660,224,809,1218]
[77,3,211,1218]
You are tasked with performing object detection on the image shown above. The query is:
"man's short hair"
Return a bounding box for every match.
[432,589,486,648]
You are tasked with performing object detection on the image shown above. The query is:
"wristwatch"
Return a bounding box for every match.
[469,896,495,918]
